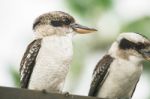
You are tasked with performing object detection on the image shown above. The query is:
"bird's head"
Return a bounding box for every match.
[109,32,150,62]
[33,11,97,38]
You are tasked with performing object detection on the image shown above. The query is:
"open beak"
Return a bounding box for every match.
[70,23,97,34]
[139,47,150,61]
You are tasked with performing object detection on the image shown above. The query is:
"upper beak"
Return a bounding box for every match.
[70,23,97,34]
[139,46,150,61]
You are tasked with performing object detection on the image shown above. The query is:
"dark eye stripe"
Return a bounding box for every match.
[119,38,147,50]
[51,20,62,27]
[119,38,135,49]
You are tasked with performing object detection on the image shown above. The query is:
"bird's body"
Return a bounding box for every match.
[28,34,73,92]
[20,11,97,93]
[88,32,150,98]
[96,55,143,98]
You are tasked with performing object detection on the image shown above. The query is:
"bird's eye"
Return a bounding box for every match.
[51,20,62,27]
[63,18,71,25]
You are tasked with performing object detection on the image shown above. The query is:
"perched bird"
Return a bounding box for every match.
[20,11,97,93]
[88,32,150,99]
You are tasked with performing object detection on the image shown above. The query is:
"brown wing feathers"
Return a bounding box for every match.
[88,55,114,96]
[20,39,42,88]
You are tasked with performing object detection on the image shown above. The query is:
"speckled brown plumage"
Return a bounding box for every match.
[20,39,42,88]
[88,55,114,96]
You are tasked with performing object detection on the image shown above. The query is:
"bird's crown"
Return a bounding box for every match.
[33,11,75,29]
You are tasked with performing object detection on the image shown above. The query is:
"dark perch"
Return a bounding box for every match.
[0,86,105,99]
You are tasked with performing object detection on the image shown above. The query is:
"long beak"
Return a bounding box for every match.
[70,23,97,34]
[139,47,150,61]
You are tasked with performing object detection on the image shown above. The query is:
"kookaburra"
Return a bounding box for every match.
[20,11,97,93]
[88,32,150,99]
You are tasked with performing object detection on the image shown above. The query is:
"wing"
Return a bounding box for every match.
[20,39,42,88]
[129,79,140,98]
[88,55,114,96]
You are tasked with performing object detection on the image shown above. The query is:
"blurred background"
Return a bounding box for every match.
[0,0,150,98]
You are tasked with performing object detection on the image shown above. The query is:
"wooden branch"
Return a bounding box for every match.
[0,86,104,99]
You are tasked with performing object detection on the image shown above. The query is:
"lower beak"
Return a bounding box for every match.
[70,23,97,34]
[139,47,150,61]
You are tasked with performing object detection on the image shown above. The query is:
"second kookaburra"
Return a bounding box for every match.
[88,32,150,99]
[20,11,97,93]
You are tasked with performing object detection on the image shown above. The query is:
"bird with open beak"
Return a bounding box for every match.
[88,32,150,99]
[20,11,97,94]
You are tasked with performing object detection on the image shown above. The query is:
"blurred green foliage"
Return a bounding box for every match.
[143,61,150,72]
[71,41,88,76]
[65,0,112,21]
[121,17,150,37]
[9,67,20,87]
[65,0,113,79]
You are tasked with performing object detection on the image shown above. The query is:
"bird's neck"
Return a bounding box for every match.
[40,35,74,46]
[108,42,118,58]
[34,32,74,40]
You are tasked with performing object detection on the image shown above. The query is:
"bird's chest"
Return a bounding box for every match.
[98,59,143,97]
[110,59,143,83]
[28,36,73,91]
[32,36,73,80]
[37,36,73,68]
